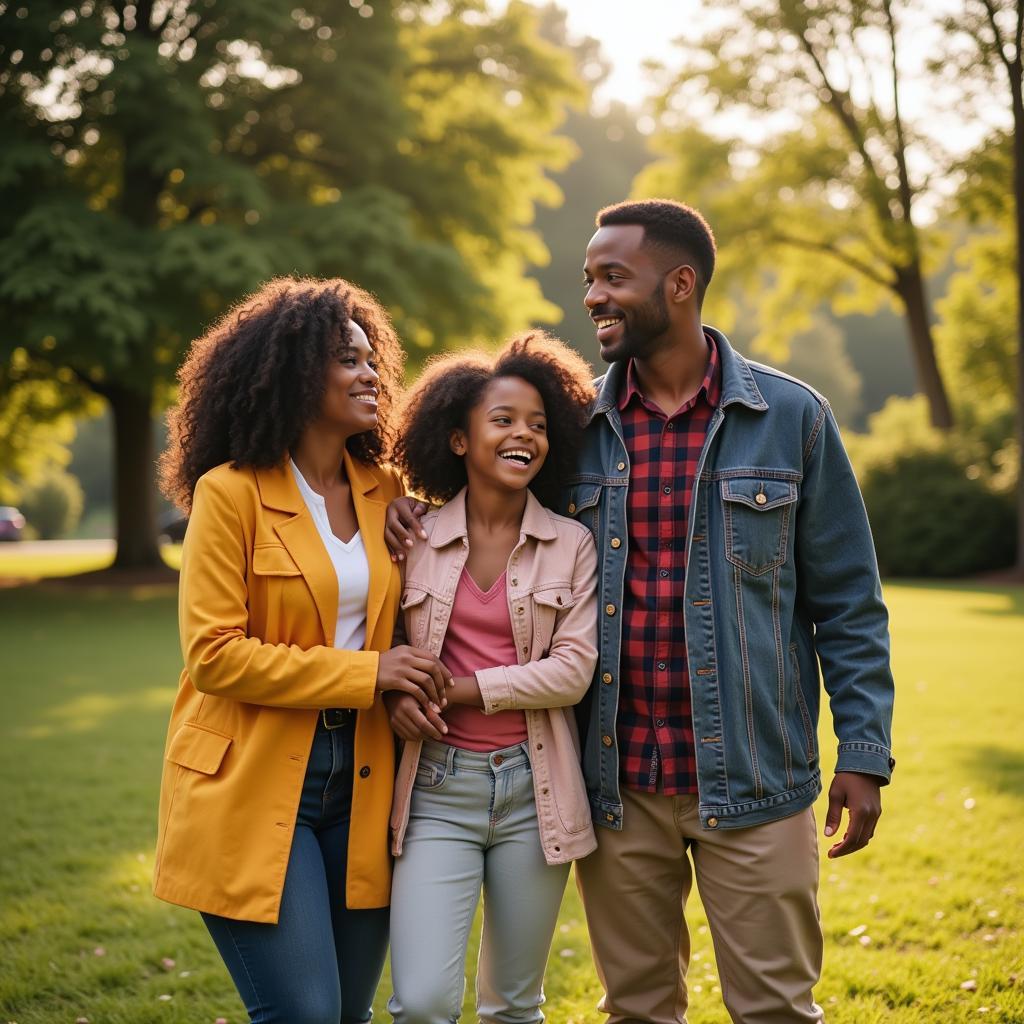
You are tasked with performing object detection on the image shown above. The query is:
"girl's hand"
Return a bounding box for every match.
[377,645,453,708]
[385,496,429,561]
[383,691,448,741]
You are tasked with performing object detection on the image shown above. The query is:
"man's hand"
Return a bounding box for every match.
[383,691,448,742]
[385,496,429,562]
[824,772,882,858]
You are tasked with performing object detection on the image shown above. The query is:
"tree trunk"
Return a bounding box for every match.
[108,384,163,569]
[1010,57,1024,572]
[894,265,955,430]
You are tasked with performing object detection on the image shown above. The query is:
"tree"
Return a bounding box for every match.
[0,0,578,568]
[0,351,94,504]
[638,0,954,428]
[937,0,1023,569]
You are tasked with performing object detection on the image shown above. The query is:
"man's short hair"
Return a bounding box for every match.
[596,199,716,304]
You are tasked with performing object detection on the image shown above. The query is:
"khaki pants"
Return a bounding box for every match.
[576,786,824,1024]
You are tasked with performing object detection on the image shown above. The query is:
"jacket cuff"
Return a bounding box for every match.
[475,666,513,714]
[835,741,895,784]
[339,650,380,710]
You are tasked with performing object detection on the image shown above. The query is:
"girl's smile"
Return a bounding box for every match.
[451,376,549,492]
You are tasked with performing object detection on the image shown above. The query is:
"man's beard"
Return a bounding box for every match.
[601,283,671,363]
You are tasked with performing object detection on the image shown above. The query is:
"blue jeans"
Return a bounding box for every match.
[202,714,389,1024]
[388,740,571,1024]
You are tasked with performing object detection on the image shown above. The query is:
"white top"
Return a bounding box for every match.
[289,460,369,652]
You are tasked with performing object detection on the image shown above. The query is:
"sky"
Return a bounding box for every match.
[546,0,706,111]
[521,0,1003,156]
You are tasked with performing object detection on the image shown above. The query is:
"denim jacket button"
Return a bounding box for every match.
[610,537,621,549]
[706,817,719,828]
[616,461,626,471]
[602,734,613,747]
[568,502,577,514]
[605,604,616,616]
[601,672,613,684]
[755,492,768,505]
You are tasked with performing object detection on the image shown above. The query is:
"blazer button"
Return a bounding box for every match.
[605,604,616,616]
[602,672,613,684]
[602,734,613,747]
[610,537,621,549]
[359,766,371,779]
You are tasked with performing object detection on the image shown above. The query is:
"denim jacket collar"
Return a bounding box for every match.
[428,486,558,549]
[590,326,769,420]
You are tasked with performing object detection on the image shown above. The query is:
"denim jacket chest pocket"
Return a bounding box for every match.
[721,477,799,576]
[399,586,431,649]
[529,585,577,655]
[566,482,602,535]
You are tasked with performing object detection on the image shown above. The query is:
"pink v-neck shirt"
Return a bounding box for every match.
[441,569,528,751]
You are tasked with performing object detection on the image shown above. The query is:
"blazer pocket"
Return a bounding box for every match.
[252,544,302,576]
[166,722,233,775]
[250,544,299,577]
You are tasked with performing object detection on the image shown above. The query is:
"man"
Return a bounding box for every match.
[569,199,894,1024]
[386,198,895,1024]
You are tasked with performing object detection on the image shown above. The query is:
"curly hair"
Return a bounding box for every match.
[393,331,594,510]
[160,276,405,512]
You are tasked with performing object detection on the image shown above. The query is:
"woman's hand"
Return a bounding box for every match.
[383,691,448,741]
[376,645,453,708]
[385,496,429,561]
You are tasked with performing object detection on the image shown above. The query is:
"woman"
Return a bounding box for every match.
[154,277,449,1024]
[385,333,598,1024]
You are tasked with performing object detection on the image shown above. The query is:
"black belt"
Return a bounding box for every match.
[321,708,352,730]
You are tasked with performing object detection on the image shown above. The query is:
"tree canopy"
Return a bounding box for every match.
[0,0,581,565]
[637,0,954,428]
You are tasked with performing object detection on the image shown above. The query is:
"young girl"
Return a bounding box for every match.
[385,333,599,1024]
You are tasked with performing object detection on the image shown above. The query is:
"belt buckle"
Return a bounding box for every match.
[322,708,349,730]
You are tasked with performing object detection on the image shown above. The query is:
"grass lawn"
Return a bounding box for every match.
[1,578,1022,1023]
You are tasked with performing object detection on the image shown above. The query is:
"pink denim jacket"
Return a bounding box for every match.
[390,487,599,865]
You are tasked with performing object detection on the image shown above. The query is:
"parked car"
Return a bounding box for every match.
[0,506,26,541]
[158,509,189,543]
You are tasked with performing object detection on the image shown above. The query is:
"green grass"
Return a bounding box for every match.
[0,544,181,579]
[1,580,1022,1023]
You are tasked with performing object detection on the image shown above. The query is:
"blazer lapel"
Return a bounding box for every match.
[345,451,389,648]
[257,463,339,647]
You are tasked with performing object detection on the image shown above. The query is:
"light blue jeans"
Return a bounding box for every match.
[388,740,571,1024]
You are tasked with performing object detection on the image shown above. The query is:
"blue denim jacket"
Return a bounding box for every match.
[567,328,895,832]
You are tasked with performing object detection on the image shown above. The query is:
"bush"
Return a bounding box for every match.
[19,469,85,540]
[860,449,1016,577]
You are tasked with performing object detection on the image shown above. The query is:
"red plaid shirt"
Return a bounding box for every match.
[617,336,721,795]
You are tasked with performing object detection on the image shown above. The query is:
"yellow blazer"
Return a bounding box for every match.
[153,454,402,923]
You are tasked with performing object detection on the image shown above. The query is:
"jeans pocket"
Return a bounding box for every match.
[413,757,448,791]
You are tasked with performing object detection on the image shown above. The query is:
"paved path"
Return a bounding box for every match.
[4,539,115,555]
